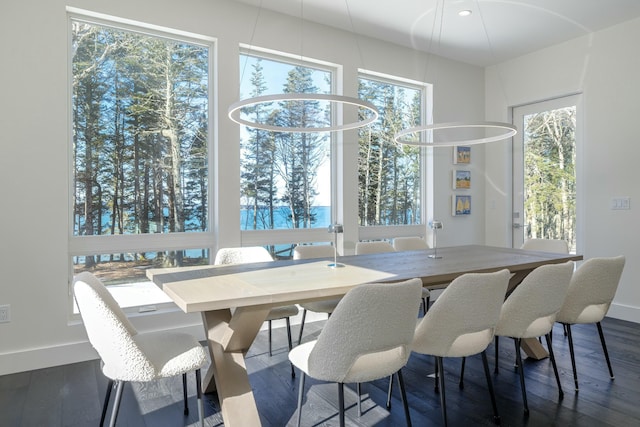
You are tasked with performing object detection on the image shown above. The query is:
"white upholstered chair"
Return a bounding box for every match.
[392,236,429,251]
[214,247,299,370]
[288,278,423,427]
[521,238,569,253]
[492,261,574,414]
[411,269,510,426]
[362,239,431,315]
[73,272,207,427]
[555,255,626,391]
[293,245,342,344]
[354,240,395,254]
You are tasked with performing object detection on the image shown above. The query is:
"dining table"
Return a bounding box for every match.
[147,244,582,427]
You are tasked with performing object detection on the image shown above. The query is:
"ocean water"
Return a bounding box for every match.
[240,205,331,230]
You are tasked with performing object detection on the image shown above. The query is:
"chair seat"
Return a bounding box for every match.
[495,313,556,339]
[134,331,207,379]
[289,339,409,384]
[266,304,299,320]
[300,298,341,314]
[557,303,609,324]
[422,288,430,298]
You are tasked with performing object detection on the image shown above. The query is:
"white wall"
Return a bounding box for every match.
[0,0,485,375]
[485,17,640,322]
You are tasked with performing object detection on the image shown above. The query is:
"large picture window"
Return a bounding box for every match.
[69,15,212,300]
[358,75,423,227]
[237,52,336,258]
[239,53,332,233]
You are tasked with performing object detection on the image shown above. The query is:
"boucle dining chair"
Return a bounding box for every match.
[491,261,574,414]
[521,237,571,337]
[288,278,423,427]
[354,240,395,254]
[411,269,510,427]
[521,238,569,253]
[214,246,299,376]
[392,236,429,251]
[555,255,625,391]
[73,272,207,427]
[392,236,432,314]
[292,244,341,344]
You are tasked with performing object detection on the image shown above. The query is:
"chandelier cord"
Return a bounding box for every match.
[239,0,264,89]
[475,0,509,106]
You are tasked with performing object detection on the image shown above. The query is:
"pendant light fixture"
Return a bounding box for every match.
[394,0,516,147]
[228,0,379,133]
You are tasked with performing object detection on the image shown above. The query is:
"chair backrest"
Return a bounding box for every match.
[495,261,574,338]
[521,238,569,254]
[355,241,395,255]
[413,269,510,358]
[73,272,156,381]
[307,278,423,383]
[393,236,429,251]
[214,246,273,265]
[556,256,625,324]
[293,245,335,260]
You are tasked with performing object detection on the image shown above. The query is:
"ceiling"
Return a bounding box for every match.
[229,0,640,67]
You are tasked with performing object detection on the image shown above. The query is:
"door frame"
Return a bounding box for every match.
[511,93,584,253]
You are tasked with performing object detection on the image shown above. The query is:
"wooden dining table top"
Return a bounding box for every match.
[147,244,583,314]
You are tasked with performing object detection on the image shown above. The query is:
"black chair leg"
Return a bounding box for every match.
[434,356,440,393]
[296,373,305,427]
[597,322,615,379]
[565,324,579,391]
[356,382,362,416]
[338,382,345,427]
[494,335,500,374]
[386,374,394,409]
[182,373,189,415]
[108,380,125,427]
[195,369,204,427]
[545,334,564,399]
[482,350,501,424]
[436,357,448,427]
[100,379,114,427]
[286,317,295,378]
[514,339,529,415]
[297,309,308,345]
[268,320,273,356]
[397,369,412,427]
[459,357,466,389]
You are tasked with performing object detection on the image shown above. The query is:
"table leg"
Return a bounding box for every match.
[201,306,271,427]
[508,270,549,360]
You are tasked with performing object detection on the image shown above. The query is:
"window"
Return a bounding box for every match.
[238,52,334,257]
[69,14,213,308]
[358,74,424,229]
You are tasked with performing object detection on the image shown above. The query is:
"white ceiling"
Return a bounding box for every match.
[229,0,640,66]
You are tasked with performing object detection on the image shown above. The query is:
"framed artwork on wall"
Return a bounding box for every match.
[453,146,471,164]
[453,170,471,190]
[452,195,471,216]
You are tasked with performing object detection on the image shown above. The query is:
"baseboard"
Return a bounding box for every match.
[607,302,640,324]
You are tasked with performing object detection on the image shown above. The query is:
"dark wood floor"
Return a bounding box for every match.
[1,317,639,426]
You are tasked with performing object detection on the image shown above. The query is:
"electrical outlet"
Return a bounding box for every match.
[611,197,631,210]
[0,305,10,323]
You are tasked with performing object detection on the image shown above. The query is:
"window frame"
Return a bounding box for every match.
[237,46,340,248]
[357,70,431,241]
[67,9,216,315]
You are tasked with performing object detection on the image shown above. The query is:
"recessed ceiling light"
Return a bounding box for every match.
[458,10,472,17]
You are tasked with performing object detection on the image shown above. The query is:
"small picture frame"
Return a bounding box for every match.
[453,146,471,164]
[452,195,471,216]
[453,170,471,190]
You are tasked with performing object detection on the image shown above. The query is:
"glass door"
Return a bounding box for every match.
[512,95,580,252]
